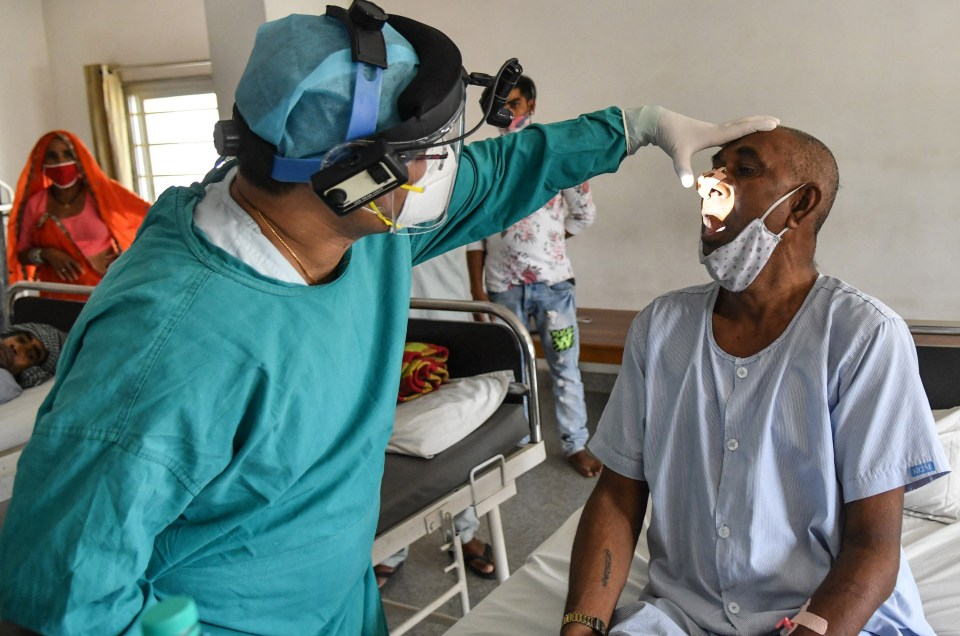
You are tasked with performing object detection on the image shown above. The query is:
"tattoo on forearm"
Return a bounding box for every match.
[602,549,612,587]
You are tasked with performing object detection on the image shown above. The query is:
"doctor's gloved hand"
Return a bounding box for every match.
[623,106,779,187]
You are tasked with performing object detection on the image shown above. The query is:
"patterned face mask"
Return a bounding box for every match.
[698,183,805,292]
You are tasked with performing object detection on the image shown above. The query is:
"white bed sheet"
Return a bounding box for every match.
[0,382,51,502]
[447,507,960,636]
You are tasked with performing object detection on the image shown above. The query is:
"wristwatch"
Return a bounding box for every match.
[562,611,608,635]
[28,247,44,265]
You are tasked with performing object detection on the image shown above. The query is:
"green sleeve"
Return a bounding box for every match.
[0,434,193,635]
[409,106,628,265]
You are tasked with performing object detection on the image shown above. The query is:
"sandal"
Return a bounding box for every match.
[460,541,497,580]
[374,561,404,590]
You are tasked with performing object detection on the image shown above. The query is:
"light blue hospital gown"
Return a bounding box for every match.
[590,277,949,636]
[0,109,630,635]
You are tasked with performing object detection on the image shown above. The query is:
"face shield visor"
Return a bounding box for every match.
[344,103,463,234]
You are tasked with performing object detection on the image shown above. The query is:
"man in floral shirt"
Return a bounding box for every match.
[467,75,601,477]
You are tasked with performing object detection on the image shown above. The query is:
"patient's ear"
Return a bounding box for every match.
[786,184,822,229]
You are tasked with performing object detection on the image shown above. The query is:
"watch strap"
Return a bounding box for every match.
[562,611,608,635]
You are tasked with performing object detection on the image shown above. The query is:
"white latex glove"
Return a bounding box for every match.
[623,106,780,187]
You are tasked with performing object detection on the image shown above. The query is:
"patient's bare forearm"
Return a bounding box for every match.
[796,489,904,636]
[563,470,648,632]
[466,249,487,299]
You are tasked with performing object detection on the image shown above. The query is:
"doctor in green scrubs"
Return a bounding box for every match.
[0,3,777,634]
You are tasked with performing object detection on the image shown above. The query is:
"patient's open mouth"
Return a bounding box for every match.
[697,170,734,237]
[702,214,726,236]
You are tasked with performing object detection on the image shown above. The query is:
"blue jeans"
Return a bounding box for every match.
[489,280,589,456]
[379,507,480,568]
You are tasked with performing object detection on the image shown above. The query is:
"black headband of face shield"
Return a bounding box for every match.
[213,0,522,216]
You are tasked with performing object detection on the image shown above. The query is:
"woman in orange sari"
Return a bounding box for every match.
[6,131,149,287]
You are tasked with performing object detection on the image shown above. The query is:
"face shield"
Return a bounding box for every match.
[349,103,464,234]
[218,4,522,232]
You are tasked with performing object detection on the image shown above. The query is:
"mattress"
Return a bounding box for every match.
[377,401,528,535]
[447,508,960,636]
[0,383,50,452]
[0,382,52,503]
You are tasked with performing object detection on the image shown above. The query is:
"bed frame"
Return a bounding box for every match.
[446,322,960,636]
[3,281,93,331]
[373,297,546,635]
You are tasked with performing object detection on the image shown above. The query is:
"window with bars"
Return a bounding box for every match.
[125,77,220,202]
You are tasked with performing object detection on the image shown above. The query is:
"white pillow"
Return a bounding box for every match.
[903,406,960,524]
[387,369,514,458]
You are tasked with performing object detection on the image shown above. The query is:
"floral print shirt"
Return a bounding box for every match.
[467,182,596,293]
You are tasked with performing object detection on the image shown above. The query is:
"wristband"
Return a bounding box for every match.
[562,611,608,635]
[776,610,828,635]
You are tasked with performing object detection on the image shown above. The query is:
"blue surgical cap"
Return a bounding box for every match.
[235,13,420,159]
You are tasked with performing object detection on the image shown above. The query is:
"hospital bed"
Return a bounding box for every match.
[374,297,546,635]
[447,322,960,636]
[0,282,91,509]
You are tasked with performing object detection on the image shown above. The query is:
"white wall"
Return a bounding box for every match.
[8,1,958,320]
[0,1,55,186]
[40,0,210,148]
[371,0,960,321]
[204,0,344,120]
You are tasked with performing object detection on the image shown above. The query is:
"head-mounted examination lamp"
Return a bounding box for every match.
[213,0,522,217]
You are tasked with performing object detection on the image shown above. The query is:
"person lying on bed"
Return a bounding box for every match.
[563,127,948,636]
[0,322,66,405]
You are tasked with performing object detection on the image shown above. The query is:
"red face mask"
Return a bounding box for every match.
[44,161,80,188]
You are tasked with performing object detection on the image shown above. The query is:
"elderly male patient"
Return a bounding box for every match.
[561,127,948,636]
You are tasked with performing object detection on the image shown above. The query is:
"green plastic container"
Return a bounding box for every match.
[139,596,201,636]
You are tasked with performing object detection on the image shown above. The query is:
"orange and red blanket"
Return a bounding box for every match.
[397,342,449,403]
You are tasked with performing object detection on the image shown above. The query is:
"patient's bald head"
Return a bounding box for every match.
[709,126,839,241]
[777,126,839,233]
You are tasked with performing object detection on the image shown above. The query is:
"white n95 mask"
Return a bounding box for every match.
[393,149,459,232]
[699,183,805,292]
[364,145,459,235]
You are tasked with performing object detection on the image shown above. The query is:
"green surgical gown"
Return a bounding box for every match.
[0,108,628,635]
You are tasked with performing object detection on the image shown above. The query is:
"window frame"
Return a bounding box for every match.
[124,76,219,202]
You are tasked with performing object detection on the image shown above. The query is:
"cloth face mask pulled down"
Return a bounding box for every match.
[698,183,805,292]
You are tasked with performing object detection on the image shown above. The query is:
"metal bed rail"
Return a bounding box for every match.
[377,298,547,635]
[409,297,542,444]
[5,281,95,318]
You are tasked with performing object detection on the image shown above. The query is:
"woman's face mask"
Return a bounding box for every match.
[44,161,80,189]
[697,171,805,292]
